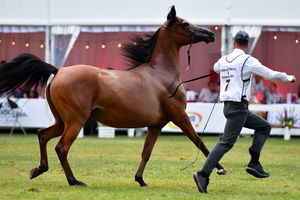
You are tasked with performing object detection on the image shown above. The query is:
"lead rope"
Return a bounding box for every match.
[175,39,218,171]
[162,26,220,170]
[168,72,217,98]
[168,38,217,98]
[180,98,218,171]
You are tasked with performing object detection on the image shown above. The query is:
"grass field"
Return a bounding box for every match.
[0,134,299,200]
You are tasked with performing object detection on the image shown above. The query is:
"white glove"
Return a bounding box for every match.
[287,75,296,82]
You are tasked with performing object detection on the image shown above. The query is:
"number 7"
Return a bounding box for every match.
[225,79,230,91]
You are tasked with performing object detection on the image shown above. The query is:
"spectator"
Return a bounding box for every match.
[249,86,259,104]
[25,88,39,98]
[291,93,298,104]
[197,81,219,103]
[186,89,198,102]
[297,85,300,104]
[12,88,25,98]
[251,75,267,104]
[265,83,283,104]
[249,86,266,118]
[265,83,284,126]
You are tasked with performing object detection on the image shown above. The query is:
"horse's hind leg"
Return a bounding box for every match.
[173,113,228,175]
[30,86,64,179]
[55,122,87,186]
[29,122,64,179]
[135,126,162,187]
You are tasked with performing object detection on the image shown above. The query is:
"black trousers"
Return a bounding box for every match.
[200,100,271,177]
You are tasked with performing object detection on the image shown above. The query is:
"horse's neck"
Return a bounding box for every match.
[150,35,181,77]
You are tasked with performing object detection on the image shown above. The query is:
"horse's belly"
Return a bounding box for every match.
[91,106,164,128]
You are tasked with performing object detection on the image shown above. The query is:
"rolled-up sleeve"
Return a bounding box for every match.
[247,57,291,81]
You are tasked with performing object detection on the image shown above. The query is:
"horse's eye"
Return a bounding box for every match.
[182,22,190,27]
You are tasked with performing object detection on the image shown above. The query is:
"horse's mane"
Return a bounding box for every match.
[122,28,161,69]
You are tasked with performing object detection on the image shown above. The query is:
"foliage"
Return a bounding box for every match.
[277,107,298,129]
[0,135,299,200]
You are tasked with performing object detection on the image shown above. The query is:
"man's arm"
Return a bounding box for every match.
[248,57,296,82]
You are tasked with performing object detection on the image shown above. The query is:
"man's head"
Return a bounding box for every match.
[269,83,277,93]
[208,81,218,92]
[233,31,249,50]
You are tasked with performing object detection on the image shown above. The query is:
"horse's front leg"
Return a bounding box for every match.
[135,126,162,187]
[173,113,228,175]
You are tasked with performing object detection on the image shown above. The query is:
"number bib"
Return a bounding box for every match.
[217,54,251,102]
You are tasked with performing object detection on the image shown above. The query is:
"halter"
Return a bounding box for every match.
[161,25,195,41]
[161,25,193,70]
[162,25,216,98]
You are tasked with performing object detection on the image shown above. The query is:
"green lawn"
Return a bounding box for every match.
[0,134,299,200]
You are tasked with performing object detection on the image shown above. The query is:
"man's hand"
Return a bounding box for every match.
[287,75,296,82]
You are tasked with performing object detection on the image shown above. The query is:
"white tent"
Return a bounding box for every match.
[1,0,300,26]
[1,0,300,65]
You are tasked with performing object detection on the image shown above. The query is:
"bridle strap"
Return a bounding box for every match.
[186,41,193,72]
[161,25,194,40]
[162,25,216,98]
[161,25,194,71]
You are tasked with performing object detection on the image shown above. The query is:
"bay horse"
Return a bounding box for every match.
[0,6,227,187]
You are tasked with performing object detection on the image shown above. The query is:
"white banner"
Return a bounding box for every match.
[162,103,300,135]
[0,98,53,128]
[162,103,226,133]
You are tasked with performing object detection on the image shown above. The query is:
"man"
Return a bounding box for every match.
[193,31,296,193]
[198,81,219,103]
[265,83,283,104]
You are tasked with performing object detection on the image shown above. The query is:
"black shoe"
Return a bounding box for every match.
[246,162,270,178]
[193,172,209,193]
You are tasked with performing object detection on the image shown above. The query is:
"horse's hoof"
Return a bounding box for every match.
[29,165,48,179]
[76,181,87,186]
[139,182,148,187]
[69,180,87,186]
[216,168,229,175]
[135,175,148,187]
[29,168,41,179]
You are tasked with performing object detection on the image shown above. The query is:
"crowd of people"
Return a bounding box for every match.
[10,88,41,99]
[186,77,300,105]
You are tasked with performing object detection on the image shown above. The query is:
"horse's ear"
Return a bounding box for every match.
[167,5,176,20]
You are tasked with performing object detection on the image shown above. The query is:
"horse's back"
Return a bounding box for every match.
[49,65,168,127]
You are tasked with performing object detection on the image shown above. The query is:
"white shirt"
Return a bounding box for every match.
[214,48,293,102]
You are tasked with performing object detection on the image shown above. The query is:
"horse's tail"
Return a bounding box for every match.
[0,53,58,97]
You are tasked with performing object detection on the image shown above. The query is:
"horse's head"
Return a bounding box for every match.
[163,6,215,46]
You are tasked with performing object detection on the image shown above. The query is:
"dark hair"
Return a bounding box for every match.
[234,31,249,46]
[122,28,160,69]
[270,83,277,88]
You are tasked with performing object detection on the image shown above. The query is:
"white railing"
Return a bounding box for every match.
[1,99,299,139]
